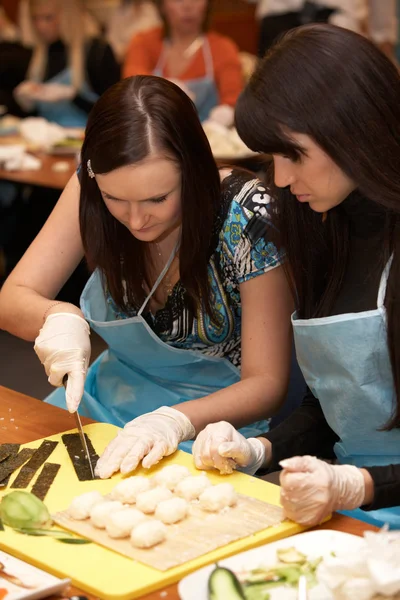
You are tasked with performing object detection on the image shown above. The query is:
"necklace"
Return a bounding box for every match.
[154,242,178,297]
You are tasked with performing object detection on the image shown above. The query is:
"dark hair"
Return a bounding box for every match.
[154,0,212,37]
[79,75,220,322]
[236,24,400,429]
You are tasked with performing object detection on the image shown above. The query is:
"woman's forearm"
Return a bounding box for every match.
[174,373,287,435]
[0,283,83,341]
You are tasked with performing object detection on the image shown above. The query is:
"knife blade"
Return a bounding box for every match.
[63,375,95,479]
[74,411,95,480]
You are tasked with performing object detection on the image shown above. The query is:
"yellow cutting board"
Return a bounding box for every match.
[0,423,308,600]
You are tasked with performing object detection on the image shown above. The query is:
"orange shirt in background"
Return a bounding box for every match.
[123,27,243,107]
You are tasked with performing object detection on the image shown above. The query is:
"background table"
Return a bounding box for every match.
[0,386,378,600]
[0,151,75,190]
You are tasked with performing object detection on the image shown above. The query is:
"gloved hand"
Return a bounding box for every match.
[14,81,39,111]
[96,406,196,479]
[279,456,366,526]
[15,81,75,104]
[208,104,235,128]
[192,421,267,475]
[34,313,91,413]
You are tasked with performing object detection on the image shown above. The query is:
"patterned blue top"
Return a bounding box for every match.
[107,170,284,369]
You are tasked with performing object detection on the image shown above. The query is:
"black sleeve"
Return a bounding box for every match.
[362,464,400,511]
[260,388,339,472]
[73,38,120,114]
[0,42,33,117]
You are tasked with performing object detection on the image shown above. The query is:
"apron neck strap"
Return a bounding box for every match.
[138,242,180,316]
[202,36,214,79]
[377,254,393,309]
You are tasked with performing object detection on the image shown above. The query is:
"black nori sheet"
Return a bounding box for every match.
[0,443,19,464]
[11,440,58,489]
[62,433,100,481]
[31,462,61,501]
[0,448,36,487]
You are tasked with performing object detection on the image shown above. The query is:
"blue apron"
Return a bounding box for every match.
[153,36,219,122]
[45,248,268,452]
[36,66,98,128]
[293,259,400,529]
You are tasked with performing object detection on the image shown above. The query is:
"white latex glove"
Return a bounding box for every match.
[279,456,366,526]
[14,81,39,111]
[34,313,91,413]
[192,421,267,475]
[208,104,235,128]
[96,406,196,479]
[167,78,196,102]
[15,81,75,104]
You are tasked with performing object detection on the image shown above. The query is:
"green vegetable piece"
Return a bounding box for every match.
[0,491,51,529]
[244,586,271,600]
[208,566,246,600]
[276,547,307,565]
[272,566,302,586]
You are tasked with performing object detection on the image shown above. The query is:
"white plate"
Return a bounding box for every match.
[0,550,70,600]
[178,529,365,600]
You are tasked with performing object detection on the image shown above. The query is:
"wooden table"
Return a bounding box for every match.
[0,385,378,600]
[0,151,75,189]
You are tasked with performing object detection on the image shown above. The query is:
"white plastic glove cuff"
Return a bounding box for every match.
[34,312,91,413]
[125,406,196,442]
[330,464,366,511]
[235,437,267,476]
[96,407,196,479]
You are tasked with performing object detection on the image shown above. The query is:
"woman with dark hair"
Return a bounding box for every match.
[193,24,400,528]
[123,0,243,125]
[0,75,292,479]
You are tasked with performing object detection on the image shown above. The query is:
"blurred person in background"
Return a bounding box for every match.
[0,3,18,42]
[248,0,397,61]
[0,1,31,117]
[107,0,160,63]
[123,0,243,125]
[12,0,120,127]
[0,76,293,478]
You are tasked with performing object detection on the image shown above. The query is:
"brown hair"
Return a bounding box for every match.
[236,24,400,429]
[19,0,98,91]
[154,0,212,37]
[79,75,220,320]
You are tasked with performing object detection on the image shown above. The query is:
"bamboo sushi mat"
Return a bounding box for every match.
[54,495,285,571]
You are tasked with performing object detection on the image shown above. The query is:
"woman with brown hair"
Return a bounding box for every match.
[123,0,243,125]
[13,0,119,126]
[193,24,400,528]
[0,75,292,479]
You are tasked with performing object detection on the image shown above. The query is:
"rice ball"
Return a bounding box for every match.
[90,500,124,528]
[130,519,167,549]
[105,507,147,538]
[175,474,212,501]
[153,465,191,491]
[110,476,152,504]
[199,483,237,512]
[155,497,188,524]
[136,486,173,514]
[68,491,105,520]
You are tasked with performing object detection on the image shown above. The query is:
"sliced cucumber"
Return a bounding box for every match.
[208,565,246,600]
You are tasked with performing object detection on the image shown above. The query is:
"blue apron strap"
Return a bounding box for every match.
[154,41,167,74]
[137,242,179,316]
[202,37,214,80]
[377,254,393,310]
